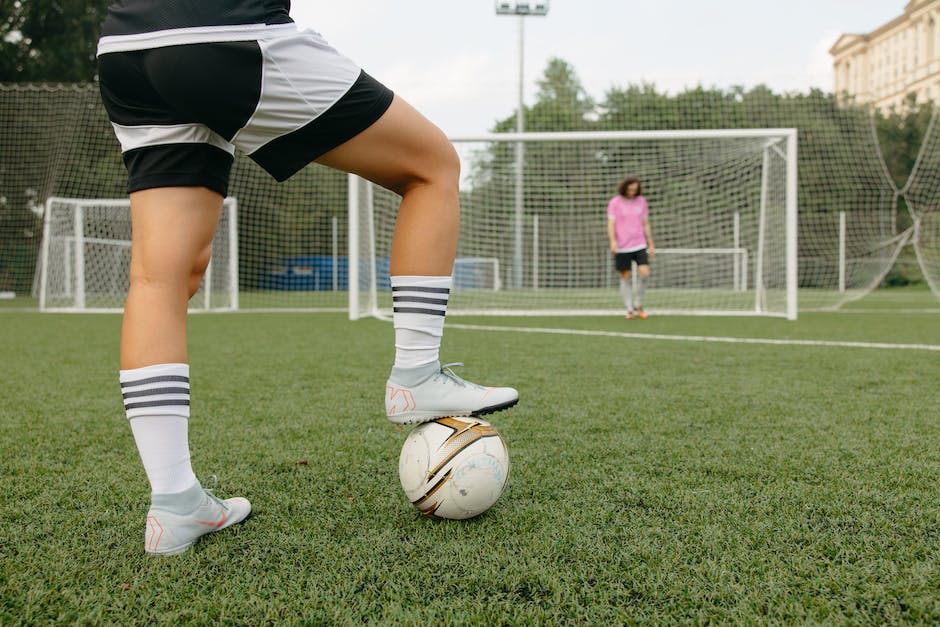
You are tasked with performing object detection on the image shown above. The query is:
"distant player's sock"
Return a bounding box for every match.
[619,278,633,311]
[636,274,648,307]
[391,276,450,369]
[120,363,196,494]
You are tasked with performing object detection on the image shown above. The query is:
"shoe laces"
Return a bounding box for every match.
[201,475,229,510]
[436,363,484,390]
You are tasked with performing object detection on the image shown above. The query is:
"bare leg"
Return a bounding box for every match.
[315,95,460,277]
[318,94,519,421]
[121,187,222,369]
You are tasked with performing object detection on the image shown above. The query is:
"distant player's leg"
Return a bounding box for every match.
[121,187,250,555]
[634,252,650,319]
[620,272,634,318]
[615,253,635,318]
[315,96,518,424]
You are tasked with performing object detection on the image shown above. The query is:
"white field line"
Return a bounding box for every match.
[829,308,940,314]
[446,323,940,352]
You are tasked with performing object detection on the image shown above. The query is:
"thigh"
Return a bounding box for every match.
[314,95,458,195]
[614,253,632,273]
[129,187,223,277]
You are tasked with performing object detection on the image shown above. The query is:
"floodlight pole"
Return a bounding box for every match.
[496,1,548,289]
[512,16,525,291]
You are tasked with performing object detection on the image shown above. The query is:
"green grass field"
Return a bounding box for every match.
[2,290,939,624]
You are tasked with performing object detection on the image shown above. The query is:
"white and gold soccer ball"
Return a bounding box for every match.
[398,416,510,520]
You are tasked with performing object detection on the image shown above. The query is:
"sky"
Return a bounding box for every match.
[289,1,902,137]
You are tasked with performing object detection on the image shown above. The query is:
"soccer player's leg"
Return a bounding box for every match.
[615,253,635,318]
[121,187,250,554]
[634,253,651,319]
[315,97,518,424]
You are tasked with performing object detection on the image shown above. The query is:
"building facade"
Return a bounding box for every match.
[831,0,940,110]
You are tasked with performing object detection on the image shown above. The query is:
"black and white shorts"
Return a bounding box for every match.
[614,248,649,272]
[97,24,394,196]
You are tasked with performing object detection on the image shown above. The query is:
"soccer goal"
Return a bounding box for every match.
[37,197,239,312]
[349,129,798,320]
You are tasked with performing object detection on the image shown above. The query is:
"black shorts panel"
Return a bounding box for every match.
[615,249,649,272]
[143,42,264,141]
[98,50,181,127]
[249,70,394,181]
[98,46,243,195]
[124,144,234,196]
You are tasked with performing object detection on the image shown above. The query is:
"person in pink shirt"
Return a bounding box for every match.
[607,176,656,319]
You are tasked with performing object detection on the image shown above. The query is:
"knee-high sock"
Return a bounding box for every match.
[636,274,649,307]
[391,275,451,368]
[619,278,633,310]
[120,363,196,495]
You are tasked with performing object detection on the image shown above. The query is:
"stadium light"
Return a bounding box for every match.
[495,0,549,289]
[495,2,549,16]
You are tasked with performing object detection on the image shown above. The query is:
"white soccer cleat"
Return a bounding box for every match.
[385,361,519,425]
[144,479,251,556]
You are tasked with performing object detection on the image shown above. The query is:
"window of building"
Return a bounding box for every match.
[929,18,936,60]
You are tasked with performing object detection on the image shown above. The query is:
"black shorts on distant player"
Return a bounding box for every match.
[614,248,649,272]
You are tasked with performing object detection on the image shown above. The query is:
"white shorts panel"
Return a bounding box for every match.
[233,28,361,155]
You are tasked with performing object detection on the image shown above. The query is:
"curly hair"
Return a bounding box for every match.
[617,176,642,197]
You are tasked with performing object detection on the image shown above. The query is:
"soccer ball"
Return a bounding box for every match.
[398,416,510,520]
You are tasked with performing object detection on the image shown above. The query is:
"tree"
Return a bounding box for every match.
[474,60,921,289]
[876,93,935,189]
[0,0,111,82]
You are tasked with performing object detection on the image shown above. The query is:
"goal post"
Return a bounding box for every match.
[37,197,239,312]
[350,129,798,320]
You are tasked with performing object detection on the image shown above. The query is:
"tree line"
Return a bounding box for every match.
[1,3,931,290]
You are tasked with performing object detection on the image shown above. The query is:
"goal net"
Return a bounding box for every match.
[37,197,238,312]
[350,129,798,319]
[1,84,932,313]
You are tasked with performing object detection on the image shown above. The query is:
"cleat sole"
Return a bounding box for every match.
[388,397,519,425]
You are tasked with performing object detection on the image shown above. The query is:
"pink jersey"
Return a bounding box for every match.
[607,195,649,251]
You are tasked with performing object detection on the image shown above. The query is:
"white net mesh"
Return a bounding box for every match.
[1,83,938,314]
[353,130,796,318]
[590,89,915,310]
[901,109,940,295]
[38,198,237,311]
[0,84,350,312]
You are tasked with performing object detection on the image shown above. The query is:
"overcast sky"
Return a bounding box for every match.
[290,1,901,136]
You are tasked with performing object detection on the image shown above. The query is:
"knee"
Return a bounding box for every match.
[639,266,651,278]
[129,244,212,300]
[397,138,460,198]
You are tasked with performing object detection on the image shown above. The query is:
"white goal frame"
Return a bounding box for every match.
[454,257,502,291]
[349,129,797,320]
[37,197,239,312]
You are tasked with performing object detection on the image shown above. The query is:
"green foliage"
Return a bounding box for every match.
[482,60,936,287]
[875,93,935,188]
[0,0,112,82]
[495,59,934,208]
[0,85,124,293]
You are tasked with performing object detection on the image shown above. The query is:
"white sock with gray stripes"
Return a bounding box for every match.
[636,274,648,307]
[391,275,450,369]
[119,362,196,494]
[619,278,633,310]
